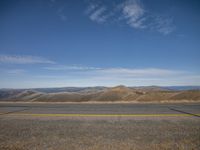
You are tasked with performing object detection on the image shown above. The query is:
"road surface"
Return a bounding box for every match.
[1,103,200,149]
[0,102,200,118]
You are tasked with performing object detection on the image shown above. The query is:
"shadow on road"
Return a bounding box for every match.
[169,107,200,118]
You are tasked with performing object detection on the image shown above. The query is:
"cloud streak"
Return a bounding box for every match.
[40,66,200,86]
[96,68,183,77]
[85,3,109,24]
[44,65,101,71]
[89,6,107,23]
[120,0,146,29]
[0,69,26,75]
[45,65,184,78]
[0,55,55,64]
[1,64,199,87]
[118,0,175,34]
[42,64,200,86]
[85,0,175,35]
[5,69,26,75]
[152,16,175,35]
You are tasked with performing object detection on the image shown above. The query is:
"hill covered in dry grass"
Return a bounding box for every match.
[0,86,200,102]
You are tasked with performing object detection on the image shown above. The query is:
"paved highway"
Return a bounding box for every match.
[0,102,200,117]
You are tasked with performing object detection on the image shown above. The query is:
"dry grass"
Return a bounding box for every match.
[0,118,200,150]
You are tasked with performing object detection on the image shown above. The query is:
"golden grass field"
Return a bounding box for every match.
[0,117,200,150]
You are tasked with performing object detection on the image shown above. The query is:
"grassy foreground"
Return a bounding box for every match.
[0,118,200,150]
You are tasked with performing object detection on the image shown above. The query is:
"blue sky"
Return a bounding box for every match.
[0,0,200,88]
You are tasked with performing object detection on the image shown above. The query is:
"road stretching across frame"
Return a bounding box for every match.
[1,113,200,117]
[0,102,200,117]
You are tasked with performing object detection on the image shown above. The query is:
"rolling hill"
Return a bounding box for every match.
[0,86,200,102]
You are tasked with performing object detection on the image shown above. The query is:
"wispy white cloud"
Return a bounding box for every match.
[39,66,200,86]
[120,0,146,29]
[0,69,26,75]
[96,68,183,77]
[152,16,175,35]
[0,54,55,64]
[87,5,108,23]
[45,65,184,78]
[35,75,70,79]
[85,0,175,35]
[44,65,101,71]
[90,6,107,23]
[119,0,174,34]
[6,69,26,75]
[1,64,199,87]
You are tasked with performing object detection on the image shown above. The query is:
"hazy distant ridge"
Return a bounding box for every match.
[0,86,200,102]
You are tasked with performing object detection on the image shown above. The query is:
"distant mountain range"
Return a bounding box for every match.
[0,85,200,102]
[162,86,200,91]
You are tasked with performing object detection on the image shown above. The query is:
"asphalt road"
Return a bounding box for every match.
[0,102,200,117]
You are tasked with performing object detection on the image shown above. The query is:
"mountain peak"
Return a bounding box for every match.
[111,85,130,91]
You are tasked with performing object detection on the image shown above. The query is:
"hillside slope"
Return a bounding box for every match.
[0,86,200,102]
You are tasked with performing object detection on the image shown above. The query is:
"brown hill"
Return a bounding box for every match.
[0,86,200,102]
[35,92,83,102]
[4,90,43,102]
[170,90,200,101]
